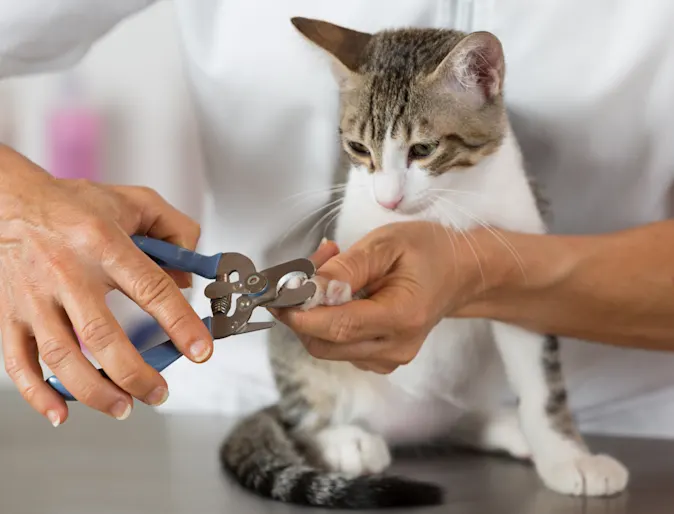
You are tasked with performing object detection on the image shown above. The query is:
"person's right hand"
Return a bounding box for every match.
[0,144,213,426]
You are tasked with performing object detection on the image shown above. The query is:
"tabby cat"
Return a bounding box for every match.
[219,17,629,509]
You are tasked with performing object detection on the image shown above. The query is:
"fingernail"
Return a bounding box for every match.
[319,237,329,248]
[189,340,211,362]
[146,386,169,406]
[47,410,61,428]
[111,401,132,421]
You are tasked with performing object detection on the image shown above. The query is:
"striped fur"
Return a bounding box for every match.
[221,407,442,509]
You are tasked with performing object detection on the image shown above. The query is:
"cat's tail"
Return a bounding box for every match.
[220,406,443,509]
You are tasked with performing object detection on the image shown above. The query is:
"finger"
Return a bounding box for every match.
[2,321,68,426]
[111,185,201,248]
[59,283,170,407]
[112,185,201,288]
[309,239,340,268]
[102,233,213,363]
[350,360,397,374]
[302,335,390,362]
[313,233,400,294]
[32,302,134,419]
[278,298,392,344]
[351,361,372,372]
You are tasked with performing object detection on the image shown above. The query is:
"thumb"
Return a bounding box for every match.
[315,234,400,293]
[309,238,340,268]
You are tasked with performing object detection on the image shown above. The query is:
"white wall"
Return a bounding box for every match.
[0,2,205,386]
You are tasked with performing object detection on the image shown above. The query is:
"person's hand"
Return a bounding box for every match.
[275,221,492,374]
[0,145,213,425]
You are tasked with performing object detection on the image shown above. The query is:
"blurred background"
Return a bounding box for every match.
[0,1,205,389]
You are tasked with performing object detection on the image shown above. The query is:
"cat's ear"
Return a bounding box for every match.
[427,31,505,107]
[291,17,371,90]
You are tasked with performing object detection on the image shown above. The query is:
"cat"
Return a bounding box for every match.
[219,17,629,509]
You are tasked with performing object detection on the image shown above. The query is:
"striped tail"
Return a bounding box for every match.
[220,407,443,509]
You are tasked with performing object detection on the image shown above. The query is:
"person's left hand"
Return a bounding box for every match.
[274,221,489,374]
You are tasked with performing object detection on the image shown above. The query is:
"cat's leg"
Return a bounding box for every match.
[271,278,391,477]
[312,424,392,476]
[490,322,629,496]
[272,341,392,476]
[450,408,531,460]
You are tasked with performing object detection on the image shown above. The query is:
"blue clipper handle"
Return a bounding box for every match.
[46,318,214,402]
[131,235,222,280]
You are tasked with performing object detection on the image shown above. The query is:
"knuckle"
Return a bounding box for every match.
[132,272,175,310]
[137,186,164,204]
[304,338,327,359]
[398,353,415,366]
[405,309,428,334]
[397,345,419,366]
[188,221,201,243]
[39,337,74,369]
[79,316,116,352]
[4,356,23,381]
[114,365,146,392]
[75,382,103,406]
[162,309,192,337]
[368,231,395,256]
[21,382,40,402]
[74,215,115,251]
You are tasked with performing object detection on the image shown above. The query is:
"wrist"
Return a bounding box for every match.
[450,227,583,319]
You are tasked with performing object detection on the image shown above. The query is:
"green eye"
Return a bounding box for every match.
[347,141,370,156]
[409,142,438,160]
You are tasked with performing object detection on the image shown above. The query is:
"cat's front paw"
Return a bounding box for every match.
[298,277,352,311]
[538,454,629,496]
[313,425,391,476]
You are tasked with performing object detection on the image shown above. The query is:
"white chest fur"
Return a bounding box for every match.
[330,131,541,442]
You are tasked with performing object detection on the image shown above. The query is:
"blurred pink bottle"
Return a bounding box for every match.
[46,73,102,182]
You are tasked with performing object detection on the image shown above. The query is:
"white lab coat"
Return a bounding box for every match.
[1,0,674,438]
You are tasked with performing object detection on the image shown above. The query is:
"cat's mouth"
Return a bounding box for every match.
[376,196,433,217]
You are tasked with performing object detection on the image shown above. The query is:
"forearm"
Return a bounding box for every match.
[456,220,674,350]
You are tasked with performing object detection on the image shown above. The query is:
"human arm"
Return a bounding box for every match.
[455,220,674,349]
[279,219,674,373]
[0,0,156,78]
[0,144,212,425]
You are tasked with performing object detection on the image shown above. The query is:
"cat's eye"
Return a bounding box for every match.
[409,142,438,160]
[347,141,370,157]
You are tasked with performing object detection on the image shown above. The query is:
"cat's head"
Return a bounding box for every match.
[292,17,507,214]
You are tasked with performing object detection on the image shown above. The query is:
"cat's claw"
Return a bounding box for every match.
[538,454,629,496]
[284,276,352,311]
[313,425,391,476]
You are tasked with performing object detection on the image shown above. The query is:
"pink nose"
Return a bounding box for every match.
[377,196,403,210]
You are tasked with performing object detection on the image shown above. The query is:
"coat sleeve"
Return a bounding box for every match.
[0,0,158,78]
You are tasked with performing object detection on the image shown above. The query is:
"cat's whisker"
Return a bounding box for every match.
[445,222,487,292]
[430,194,487,290]
[434,196,527,280]
[428,188,484,198]
[305,202,344,246]
[428,197,460,280]
[450,203,526,279]
[323,207,343,239]
[275,197,346,248]
[275,184,349,207]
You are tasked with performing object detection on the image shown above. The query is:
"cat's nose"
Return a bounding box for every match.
[377,196,403,210]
